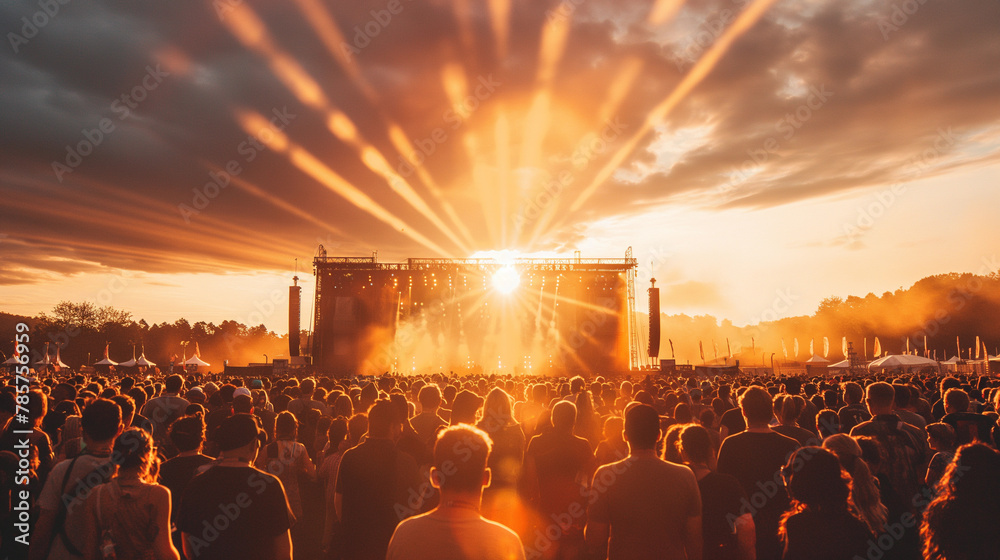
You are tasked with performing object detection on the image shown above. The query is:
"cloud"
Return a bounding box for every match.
[1,0,998,283]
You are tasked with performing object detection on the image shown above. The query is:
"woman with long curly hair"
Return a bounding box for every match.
[82,427,179,560]
[823,434,888,536]
[921,443,1000,560]
[779,447,872,560]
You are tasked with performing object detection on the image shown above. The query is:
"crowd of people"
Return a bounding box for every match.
[1,369,998,560]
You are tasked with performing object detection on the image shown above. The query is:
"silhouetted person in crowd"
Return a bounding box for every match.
[159,412,213,556]
[523,400,595,559]
[586,403,702,560]
[717,386,799,560]
[921,443,1000,560]
[30,398,122,560]
[335,399,423,560]
[141,375,190,456]
[82,428,179,559]
[410,384,447,447]
[178,413,293,560]
[680,424,754,560]
[386,425,526,560]
[779,447,871,560]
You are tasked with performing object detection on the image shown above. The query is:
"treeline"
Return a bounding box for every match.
[1,302,294,370]
[659,271,1000,364]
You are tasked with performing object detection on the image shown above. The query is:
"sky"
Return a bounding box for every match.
[2,0,999,335]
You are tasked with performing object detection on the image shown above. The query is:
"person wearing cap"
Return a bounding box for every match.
[585,403,703,560]
[177,413,294,560]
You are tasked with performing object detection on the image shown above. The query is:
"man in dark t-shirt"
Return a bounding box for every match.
[717,386,799,560]
[179,413,294,560]
[586,404,702,560]
[335,399,424,560]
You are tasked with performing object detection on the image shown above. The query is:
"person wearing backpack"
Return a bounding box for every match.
[29,399,122,560]
[81,427,179,560]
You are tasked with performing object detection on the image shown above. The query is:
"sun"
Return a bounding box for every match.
[492,266,520,294]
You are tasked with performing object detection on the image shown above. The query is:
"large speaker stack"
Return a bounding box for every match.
[648,278,660,359]
[289,276,301,357]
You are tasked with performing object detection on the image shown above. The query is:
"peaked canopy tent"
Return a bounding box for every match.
[183,355,210,367]
[134,354,156,368]
[868,354,939,372]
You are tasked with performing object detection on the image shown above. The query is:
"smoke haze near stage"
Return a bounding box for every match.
[311,253,637,376]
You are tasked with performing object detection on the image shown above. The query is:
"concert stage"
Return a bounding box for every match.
[311,250,640,376]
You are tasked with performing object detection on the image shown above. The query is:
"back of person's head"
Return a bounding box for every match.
[82,398,122,442]
[570,376,585,394]
[926,422,956,450]
[822,434,886,534]
[169,413,206,453]
[740,386,774,424]
[482,387,513,428]
[922,443,1000,560]
[111,394,135,427]
[776,394,806,424]
[892,384,912,409]
[865,382,895,411]
[432,425,493,492]
[842,381,864,405]
[602,415,624,440]
[367,399,397,438]
[679,424,712,464]
[418,384,442,410]
[275,410,298,439]
[112,427,157,481]
[348,413,368,443]
[817,409,840,438]
[944,388,970,413]
[784,447,850,512]
[623,404,660,450]
[26,389,47,424]
[233,394,253,413]
[551,400,577,432]
[300,378,316,397]
[672,402,692,423]
[164,374,184,394]
[328,417,349,449]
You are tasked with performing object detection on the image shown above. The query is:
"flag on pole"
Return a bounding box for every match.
[957,336,961,360]
[924,335,929,358]
[103,343,110,360]
[669,339,675,359]
[906,338,911,355]
[699,341,705,362]
[782,339,789,359]
[810,339,815,356]
[842,337,848,358]
[727,338,732,359]
[975,336,981,359]
[794,338,800,358]
[864,337,868,360]
[874,337,882,358]
[823,337,830,358]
